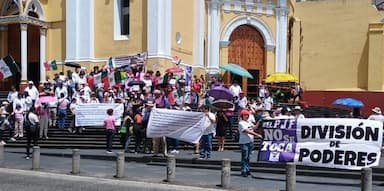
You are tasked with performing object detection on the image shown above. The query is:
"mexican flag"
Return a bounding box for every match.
[0,56,18,80]
[44,60,58,71]
[93,70,111,90]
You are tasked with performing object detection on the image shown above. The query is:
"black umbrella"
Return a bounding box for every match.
[128,80,145,87]
[65,62,81,68]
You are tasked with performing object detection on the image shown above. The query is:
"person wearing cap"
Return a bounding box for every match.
[293,106,305,119]
[199,105,216,159]
[368,107,384,122]
[238,109,262,177]
[24,81,39,105]
[368,107,384,150]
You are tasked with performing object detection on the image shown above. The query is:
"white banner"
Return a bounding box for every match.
[147,109,206,144]
[75,103,124,127]
[258,118,383,170]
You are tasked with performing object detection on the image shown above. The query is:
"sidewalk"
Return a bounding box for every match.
[2,149,383,191]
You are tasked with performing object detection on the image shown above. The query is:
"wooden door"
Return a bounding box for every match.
[227,25,265,97]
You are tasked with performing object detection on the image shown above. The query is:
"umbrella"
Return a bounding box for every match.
[332,98,364,108]
[212,99,234,109]
[37,96,57,104]
[166,67,183,73]
[219,63,253,79]
[265,73,298,83]
[65,62,81,68]
[207,86,233,100]
[128,80,145,87]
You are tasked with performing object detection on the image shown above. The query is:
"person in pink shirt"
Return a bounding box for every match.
[104,108,116,153]
[13,104,24,138]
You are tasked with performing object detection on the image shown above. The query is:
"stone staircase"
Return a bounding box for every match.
[0,91,351,150]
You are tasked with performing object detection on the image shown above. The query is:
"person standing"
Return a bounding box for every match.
[7,86,18,103]
[238,109,262,177]
[25,107,40,160]
[104,108,116,154]
[293,106,305,119]
[38,103,50,139]
[216,110,228,152]
[367,107,384,122]
[24,81,39,106]
[12,104,24,138]
[199,105,216,159]
[120,111,134,153]
[57,93,70,129]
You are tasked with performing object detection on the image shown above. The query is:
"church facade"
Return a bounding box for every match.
[0,0,383,113]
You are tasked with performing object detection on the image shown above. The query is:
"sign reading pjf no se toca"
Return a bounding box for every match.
[258,118,383,170]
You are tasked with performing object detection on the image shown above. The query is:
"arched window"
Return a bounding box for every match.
[1,0,20,16]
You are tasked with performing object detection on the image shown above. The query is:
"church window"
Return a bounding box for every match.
[114,0,130,40]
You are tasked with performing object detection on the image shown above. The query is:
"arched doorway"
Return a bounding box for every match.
[227,24,265,98]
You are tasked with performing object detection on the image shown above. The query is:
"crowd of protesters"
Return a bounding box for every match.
[0,65,383,176]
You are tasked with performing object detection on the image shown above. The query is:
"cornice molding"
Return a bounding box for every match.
[0,15,49,27]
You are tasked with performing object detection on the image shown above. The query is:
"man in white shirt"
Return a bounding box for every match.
[238,92,248,109]
[199,105,216,159]
[7,86,18,103]
[54,82,68,99]
[367,107,384,123]
[229,81,242,98]
[24,81,39,105]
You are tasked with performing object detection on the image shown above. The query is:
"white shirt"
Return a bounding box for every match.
[238,96,248,109]
[367,114,384,123]
[264,96,274,111]
[203,112,216,135]
[27,112,39,125]
[25,86,39,100]
[238,120,254,144]
[7,91,18,102]
[55,87,68,99]
[229,84,242,97]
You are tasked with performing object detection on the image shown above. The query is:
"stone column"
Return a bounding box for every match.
[40,28,46,83]
[275,0,289,73]
[207,0,221,74]
[368,23,384,91]
[20,23,28,85]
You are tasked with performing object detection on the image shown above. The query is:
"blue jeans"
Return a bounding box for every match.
[200,133,213,158]
[240,142,253,173]
[227,116,234,138]
[57,108,67,129]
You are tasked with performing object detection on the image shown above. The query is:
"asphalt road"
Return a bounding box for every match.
[0,152,383,191]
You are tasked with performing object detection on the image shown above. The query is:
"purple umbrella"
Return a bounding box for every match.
[207,86,233,101]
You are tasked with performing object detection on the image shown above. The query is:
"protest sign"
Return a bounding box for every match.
[75,103,124,127]
[258,118,383,170]
[147,108,205,144]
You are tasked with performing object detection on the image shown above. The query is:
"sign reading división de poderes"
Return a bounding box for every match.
[258,118,383,170]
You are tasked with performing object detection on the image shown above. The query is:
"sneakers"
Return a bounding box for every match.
[0,141,6,145]
[170,150,179,154]
[25,156,30,160]
[105,150,113,154]
[9,138,16,142]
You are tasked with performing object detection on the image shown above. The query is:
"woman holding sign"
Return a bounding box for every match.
[238,109,262,177]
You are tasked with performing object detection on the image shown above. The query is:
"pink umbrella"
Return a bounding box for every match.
[37,96,57,104]
[166,67,183,73]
